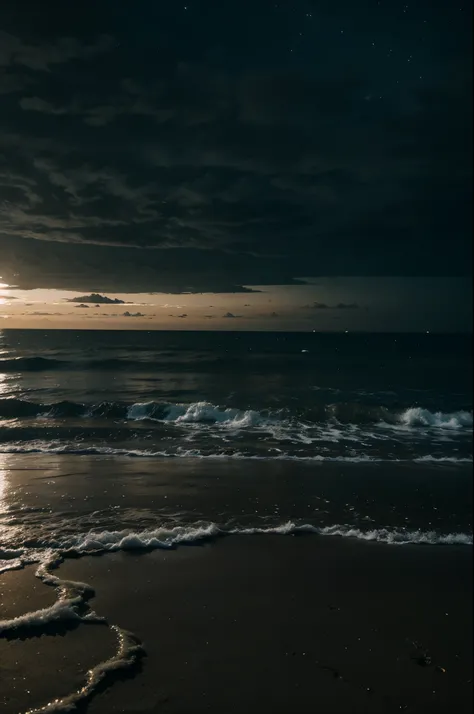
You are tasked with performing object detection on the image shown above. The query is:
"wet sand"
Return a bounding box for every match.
[1,535,472,714]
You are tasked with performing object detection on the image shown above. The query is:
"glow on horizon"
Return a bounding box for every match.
[0,278,470,332]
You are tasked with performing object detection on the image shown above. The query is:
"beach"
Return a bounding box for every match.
[0,331,472,712]
[0,0,471,704]
[1,530,472,714]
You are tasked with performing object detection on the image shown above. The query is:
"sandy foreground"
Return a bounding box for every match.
[0,535,472,714]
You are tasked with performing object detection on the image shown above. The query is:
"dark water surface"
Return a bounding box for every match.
[0,330,472,552]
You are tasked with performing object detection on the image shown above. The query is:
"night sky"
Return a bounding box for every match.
[0,0,472,330]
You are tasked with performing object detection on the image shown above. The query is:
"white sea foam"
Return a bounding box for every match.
[22,625,142,714]
[0,442,170,457]
[397,408,472,430]
[0,547,31,574]
[317,525,474,545]
[0,557,97,635]
[57,523,221,552]
[0,551,143,714]
[232,522,317,536]
[0,547,26,558]
[172,448,380,462]
[0,557,24,574]
[1,441,471,463]
[2,396,472,433]
[413,455,473,464]
[125,401,473,431]
[127,400,262,427]
[233,523,473,545]
[0,597,84,633]
[43,521,472,553]
[175,402,261,427]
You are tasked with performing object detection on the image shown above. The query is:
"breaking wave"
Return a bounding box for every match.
[394,407,473,429]
[1,397,472,430]
[127,400,262,426]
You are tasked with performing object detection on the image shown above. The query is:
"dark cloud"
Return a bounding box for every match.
[122,311,145,317]
[305,301,360,310]
[0,31,114,72]
[307,302,330,309]
[335,302,359,310]
[66,293,126,304]
[0,1,471,293]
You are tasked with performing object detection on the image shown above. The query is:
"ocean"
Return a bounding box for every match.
[1,329,472,713]
[0,329,472,546]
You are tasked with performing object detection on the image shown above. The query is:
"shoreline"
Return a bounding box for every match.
[1,535,472,714]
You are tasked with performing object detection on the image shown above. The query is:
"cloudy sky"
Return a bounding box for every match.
[0,0,471,331]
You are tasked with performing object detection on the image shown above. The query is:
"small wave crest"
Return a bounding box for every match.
[396,407,472,429]
[55,523,222,552]
[317,525,473,545]
[0,356,66,372]
[1,441,472,463]
[27,522,471,553]
[127,400,262,427]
